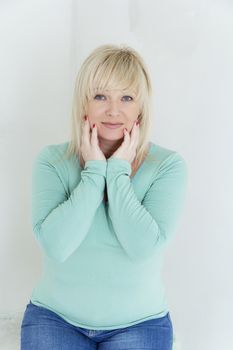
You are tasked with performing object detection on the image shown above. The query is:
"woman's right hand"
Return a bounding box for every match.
[81,115,106,162]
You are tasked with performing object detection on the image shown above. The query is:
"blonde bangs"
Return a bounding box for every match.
[85,51,145,106]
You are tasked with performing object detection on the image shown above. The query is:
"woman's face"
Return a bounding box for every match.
[85,89,141,141]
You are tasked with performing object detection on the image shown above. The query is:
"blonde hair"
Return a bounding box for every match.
[64,43,155,176]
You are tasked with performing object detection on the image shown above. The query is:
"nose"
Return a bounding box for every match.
[106,100,121,117]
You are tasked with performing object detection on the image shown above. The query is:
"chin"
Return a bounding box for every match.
[99,131,124,141]
[100,135,123,141]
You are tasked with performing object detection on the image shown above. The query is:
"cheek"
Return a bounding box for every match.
[127,104,140,115]
[88,104,104,118]
[125,109,139,122]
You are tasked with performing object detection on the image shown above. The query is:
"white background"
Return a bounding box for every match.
[0,1,232,349]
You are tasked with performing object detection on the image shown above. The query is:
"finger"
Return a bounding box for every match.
[90,123,98,145]
[129,120,139,148]
[123,127,130,145]
[82,116,91,145]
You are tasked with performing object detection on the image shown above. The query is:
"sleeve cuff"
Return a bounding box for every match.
[107,157,132,176]
[84,160,107,177]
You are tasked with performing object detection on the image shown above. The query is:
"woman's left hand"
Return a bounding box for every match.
[110,120,140,164]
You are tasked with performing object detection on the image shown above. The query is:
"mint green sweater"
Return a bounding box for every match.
[30,141,188,330]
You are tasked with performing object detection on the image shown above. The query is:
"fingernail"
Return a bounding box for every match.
[124,128,127,132]
[84,115,87,121]
[93,123,96,128]
[136,120,139,126]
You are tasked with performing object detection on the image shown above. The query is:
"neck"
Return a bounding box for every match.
[98,137,124,159]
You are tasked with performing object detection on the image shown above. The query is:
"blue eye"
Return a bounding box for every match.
[93,94,133,101]
[122,95,133,101]
[94,94,105,100]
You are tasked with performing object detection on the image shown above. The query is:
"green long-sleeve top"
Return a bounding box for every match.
[30,140,188,330]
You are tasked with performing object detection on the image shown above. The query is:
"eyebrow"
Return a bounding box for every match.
[94,89,136,97]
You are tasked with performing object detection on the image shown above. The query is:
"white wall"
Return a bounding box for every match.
[0,1,232,349]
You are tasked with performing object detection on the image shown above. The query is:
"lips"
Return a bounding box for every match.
[102,123,123,125]
[102,122,123,129]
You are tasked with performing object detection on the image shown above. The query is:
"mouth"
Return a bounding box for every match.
[101,122,123,129]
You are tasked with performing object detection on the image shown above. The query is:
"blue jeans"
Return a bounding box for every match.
[20,301,173,349]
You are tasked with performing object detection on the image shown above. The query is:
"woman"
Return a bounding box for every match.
[20,44,188,350]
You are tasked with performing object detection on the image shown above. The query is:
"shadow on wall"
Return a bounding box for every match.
[0,312,22,350]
